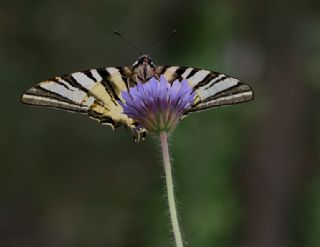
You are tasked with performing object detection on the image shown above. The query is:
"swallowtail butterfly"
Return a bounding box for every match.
[21,55,253,142]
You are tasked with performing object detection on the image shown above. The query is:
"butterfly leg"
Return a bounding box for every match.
[130,126,147,143]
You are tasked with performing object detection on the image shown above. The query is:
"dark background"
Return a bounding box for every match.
[1,0,319,246]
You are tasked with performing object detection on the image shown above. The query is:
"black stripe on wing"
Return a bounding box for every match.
[62,74,90,93]
[20,88,88,113]
[96,69,121,103]
[88,104,118,127]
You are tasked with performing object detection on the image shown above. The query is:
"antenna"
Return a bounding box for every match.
[147,29,177,52]
[114,31,142,55]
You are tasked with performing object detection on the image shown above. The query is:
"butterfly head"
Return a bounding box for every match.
[132,55,155,82]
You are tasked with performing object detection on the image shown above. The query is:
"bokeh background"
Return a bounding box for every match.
[1,0,319,246]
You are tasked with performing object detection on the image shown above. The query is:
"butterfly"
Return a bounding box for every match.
[21,54,254,142]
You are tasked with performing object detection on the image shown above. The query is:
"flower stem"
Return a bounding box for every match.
[159,131,183,247]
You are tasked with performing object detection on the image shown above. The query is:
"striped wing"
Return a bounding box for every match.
[156,66,253,112]
[21,67,135,130]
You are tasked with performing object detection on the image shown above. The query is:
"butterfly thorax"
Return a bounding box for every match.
[132,55,156,82]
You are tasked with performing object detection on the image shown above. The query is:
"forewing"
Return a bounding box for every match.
[155,66,253,112]
[21,67,134,129]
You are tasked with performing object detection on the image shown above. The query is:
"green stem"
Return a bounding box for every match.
[159,131,183,247]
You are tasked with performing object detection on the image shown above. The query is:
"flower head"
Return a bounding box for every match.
[120,75,195,133]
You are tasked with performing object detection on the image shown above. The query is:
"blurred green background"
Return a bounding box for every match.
[1,0,319,246]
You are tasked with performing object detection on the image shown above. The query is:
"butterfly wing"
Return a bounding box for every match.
[21,64,252,142]
[155,66,253,113]
[21,67,137,130]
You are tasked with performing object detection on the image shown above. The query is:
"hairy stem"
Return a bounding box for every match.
[159,131,183,247]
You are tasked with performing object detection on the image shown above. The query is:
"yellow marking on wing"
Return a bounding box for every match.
[193,94,201,105]
[90,96,134,128]
[108,103,123,122]
[106,73,131,122]
[90,102,110,115]
[163,67,178,82]
[89,72,136,128]
[109,73,127,96]
[90,82,112,105]
[90,81,125,122]
[113,104,136,127]
[81,95,89,103]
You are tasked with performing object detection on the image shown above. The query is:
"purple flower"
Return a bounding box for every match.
[119,75,195,133]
